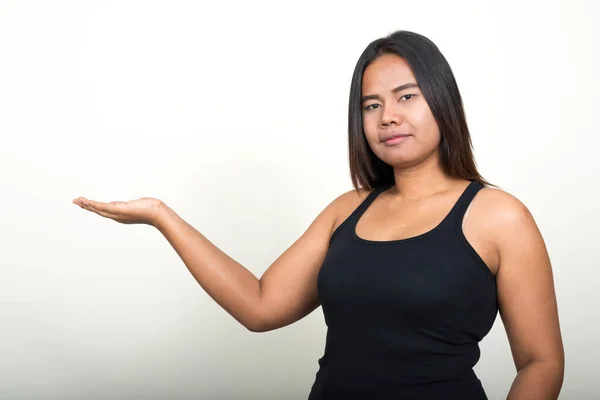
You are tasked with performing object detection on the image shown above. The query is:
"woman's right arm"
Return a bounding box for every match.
[154,195,344,332]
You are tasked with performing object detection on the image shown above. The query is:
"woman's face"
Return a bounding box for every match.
[361,53,441,168]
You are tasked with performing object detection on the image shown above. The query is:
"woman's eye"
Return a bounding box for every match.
[364,95,415,111]
[364,104,380,111]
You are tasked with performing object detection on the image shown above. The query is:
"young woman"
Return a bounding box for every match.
[73,30,564,399]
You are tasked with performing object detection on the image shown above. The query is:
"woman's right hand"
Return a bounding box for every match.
[72,196,165,227]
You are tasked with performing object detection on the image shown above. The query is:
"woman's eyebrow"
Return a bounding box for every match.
[361,83,420,102]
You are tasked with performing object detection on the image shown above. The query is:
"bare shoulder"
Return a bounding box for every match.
[329,187,373,233]
[475,186,534,224]
[472,186,540,246]
[333,187,372,207]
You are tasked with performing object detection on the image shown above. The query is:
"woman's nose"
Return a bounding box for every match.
[380,104,403,126]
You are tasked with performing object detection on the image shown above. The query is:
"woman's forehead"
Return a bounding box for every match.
[362,54,417,92]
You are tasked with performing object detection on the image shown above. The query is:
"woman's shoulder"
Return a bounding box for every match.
[476,186,532,222]
[327,186,375,231]
[333,184,386,211]
[472,185,538,243]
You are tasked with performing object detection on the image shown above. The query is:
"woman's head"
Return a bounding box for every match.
[348,30,491,190]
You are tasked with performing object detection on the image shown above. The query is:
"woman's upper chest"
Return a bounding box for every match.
[332,185,500,276]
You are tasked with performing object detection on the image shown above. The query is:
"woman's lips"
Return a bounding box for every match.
[384,134,410,145]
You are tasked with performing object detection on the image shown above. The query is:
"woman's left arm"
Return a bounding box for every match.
[489,191,565,399]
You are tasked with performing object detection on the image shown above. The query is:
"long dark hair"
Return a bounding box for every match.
[348,30,493,191]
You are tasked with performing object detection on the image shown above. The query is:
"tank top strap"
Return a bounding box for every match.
[349,183,394,223]
[448,180,485,228]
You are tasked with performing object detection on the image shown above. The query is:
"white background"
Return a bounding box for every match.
[1,1,598,399]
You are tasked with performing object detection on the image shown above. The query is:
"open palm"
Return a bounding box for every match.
[73,196,163,226]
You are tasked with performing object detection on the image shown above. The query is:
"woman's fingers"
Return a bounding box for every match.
[87,199,112,213]
[73,196,158,225]
[75,198,122,220]
[73,197,92,207]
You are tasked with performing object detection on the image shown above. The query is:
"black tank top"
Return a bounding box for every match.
[308,180,498,400]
